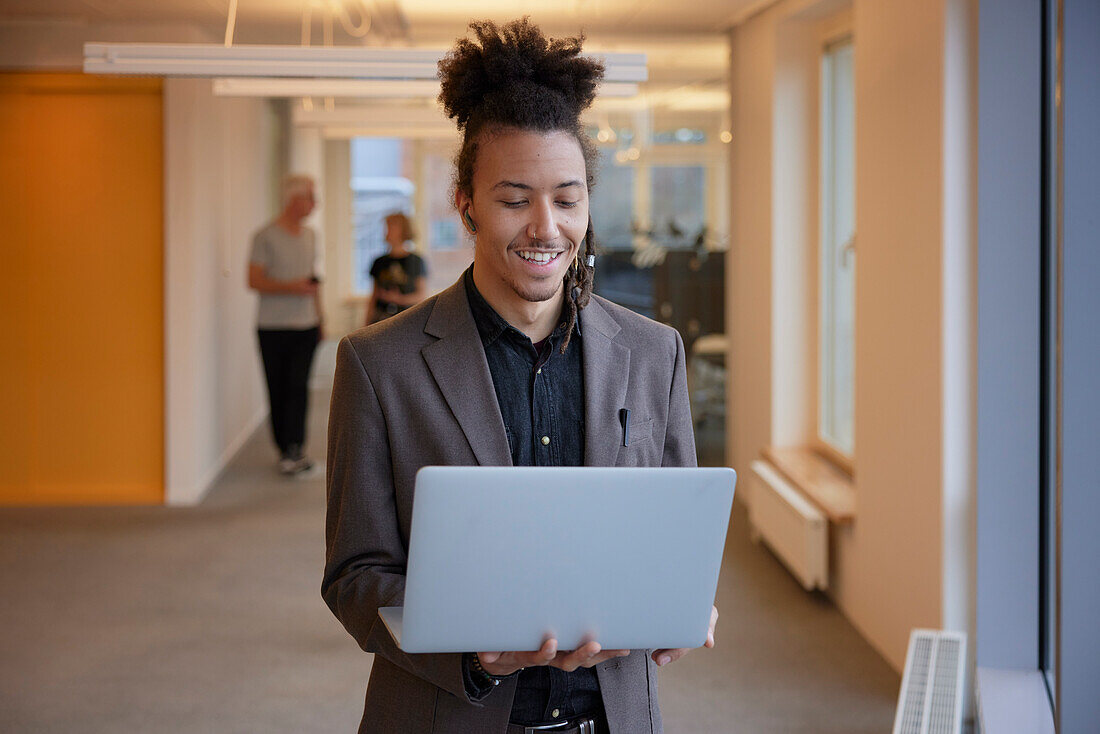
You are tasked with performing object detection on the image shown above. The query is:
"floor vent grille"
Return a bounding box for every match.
[893,629,966,734]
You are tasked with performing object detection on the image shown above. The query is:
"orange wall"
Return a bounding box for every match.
[0,73,164,505]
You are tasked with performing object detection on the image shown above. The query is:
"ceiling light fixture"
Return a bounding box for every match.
[83,43,646,85]
[210,77,638,99]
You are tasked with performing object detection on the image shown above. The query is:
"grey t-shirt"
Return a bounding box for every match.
[249,222,319,330]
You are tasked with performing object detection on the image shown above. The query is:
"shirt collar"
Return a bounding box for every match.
[462,266,581,349]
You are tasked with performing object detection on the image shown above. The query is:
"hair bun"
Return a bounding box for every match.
[438,18,605,132]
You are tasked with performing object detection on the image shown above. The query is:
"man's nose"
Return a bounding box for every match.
[526,199,561,243]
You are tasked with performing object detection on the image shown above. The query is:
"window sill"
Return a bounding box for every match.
[762,446,856,524]
[976,668,1055,734]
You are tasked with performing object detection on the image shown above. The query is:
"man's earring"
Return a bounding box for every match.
[463,210,477,234]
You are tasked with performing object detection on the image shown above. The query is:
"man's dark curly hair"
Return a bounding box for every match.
[438,18,604,352]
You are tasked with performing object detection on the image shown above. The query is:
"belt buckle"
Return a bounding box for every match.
[577,717,596,734]
[523,716,597,734]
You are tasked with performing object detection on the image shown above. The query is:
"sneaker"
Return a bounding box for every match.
[290,455,315,474]
[278,456,298,475]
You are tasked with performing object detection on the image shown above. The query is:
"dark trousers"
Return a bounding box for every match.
[257,327,319,456]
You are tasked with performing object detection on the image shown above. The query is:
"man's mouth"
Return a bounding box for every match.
[515,250,563,265]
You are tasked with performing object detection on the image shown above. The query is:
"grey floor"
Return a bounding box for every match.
[0,349,898,733]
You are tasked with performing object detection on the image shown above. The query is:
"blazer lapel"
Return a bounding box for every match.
[580,298,630,467]
[421,280,512,467]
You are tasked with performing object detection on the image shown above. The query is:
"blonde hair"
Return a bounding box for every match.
[385,212,415,243]
[281,174,315,207]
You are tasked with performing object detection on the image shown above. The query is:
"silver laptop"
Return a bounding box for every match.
[378,466,736,653]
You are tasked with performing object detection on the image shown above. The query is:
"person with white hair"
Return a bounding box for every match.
[247,174,325,475]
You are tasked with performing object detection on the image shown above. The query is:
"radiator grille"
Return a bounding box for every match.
[893,630,966,734]
[746,460,828,591]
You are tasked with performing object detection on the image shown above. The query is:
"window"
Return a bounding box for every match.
[588,147,636,250]
[650,165,707,248]
[349,138,413,295]
[586,118,728,327]
[819,39,855,460]
[1038,0,1060,702]
[652,127,707,145]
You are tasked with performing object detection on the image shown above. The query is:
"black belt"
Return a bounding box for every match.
[507,715,600,734]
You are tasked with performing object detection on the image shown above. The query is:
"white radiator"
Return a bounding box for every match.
[747,459,828,591]
[893,629,967,734]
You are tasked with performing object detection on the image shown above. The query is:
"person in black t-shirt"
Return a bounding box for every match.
[364,212,428,325]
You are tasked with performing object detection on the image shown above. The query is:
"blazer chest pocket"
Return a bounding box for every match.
[625,417,656,446]
[617,417,660,467]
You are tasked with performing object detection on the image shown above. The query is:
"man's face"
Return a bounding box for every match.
[289,187,316,219]
[461,128,588,308]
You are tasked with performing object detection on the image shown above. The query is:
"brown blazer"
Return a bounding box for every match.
[323,277,697,734]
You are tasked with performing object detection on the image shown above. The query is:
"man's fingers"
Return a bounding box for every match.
[479,638,559,675]
[540,638,559,659]
[550,641,600,672]
[706,606,719,648]
[652,647,690,666]
[491,641,631,673]
[565,642,601,671]
[517,638,558,666]
[549,643,631,672]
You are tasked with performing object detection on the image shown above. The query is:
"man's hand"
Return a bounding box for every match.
[292,278,319,296]
[478,639,631,677]
[651,605,718,667]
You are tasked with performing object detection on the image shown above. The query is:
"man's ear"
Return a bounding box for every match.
[455,190,477,235]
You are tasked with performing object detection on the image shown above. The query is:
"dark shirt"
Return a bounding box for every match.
[370,252,426,317]
[461,268,602,725]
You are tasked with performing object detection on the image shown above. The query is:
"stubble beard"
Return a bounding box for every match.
[507,271,563,303]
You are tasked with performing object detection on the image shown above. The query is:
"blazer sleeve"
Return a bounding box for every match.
[661,329,698,469]
[322,336,476,704]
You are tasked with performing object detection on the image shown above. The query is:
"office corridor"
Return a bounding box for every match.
[0,348,898,733]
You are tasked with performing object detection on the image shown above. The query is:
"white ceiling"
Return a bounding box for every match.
[0,0,756,44]
[0,0,743,121]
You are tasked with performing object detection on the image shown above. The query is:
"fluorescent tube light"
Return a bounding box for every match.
[84,43,647,83]
[212,77,639,99]
[213,78,442,98]
[322,125,457,140]
[292,105,447,127]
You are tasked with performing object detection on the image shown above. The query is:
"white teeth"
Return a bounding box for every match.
[518,251,558,264]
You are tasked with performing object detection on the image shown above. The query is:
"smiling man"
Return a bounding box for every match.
[323,19,716,734]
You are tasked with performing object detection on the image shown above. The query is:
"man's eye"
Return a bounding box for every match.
[501,200,526,208]
[557,200,579,208]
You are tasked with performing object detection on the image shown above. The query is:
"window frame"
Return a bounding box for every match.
[971,0,1100,729]
[814,32,856,472]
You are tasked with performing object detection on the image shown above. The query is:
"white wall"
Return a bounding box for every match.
[164,79,283,505]
[727,0,976,675]
[770,12,820,448]
[323,138,358,336]
[728,17,776,490]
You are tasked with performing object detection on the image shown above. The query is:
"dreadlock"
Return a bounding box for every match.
[437,18,603,351]
[559,217,597,353]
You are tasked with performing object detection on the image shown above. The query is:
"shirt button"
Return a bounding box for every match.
[541,436,551,446]
[552,709,560,718]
